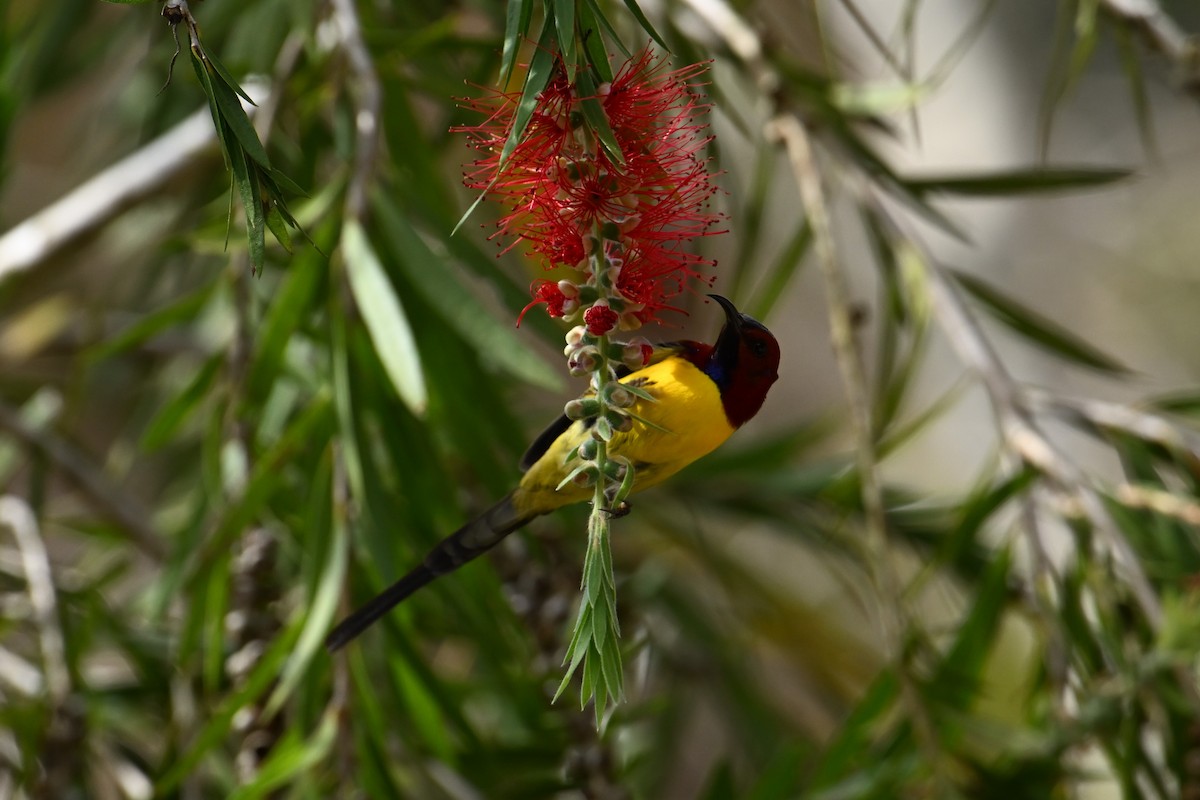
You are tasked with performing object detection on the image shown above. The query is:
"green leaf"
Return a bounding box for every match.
[187,393,335,586]
[905,166,1132,196]
[577,2,615,83]
[87,283,215,363]
[929,547,1013,709]
[226,711,337,800]
[246,227,329,399]
[553,0,576,72]
[197,40,257,108]
[598,636,622,702]
[0,389,61,485]
[499,23,556,169]
[499,0,532,88]
[262,504,347,717]
[1112,22,1155,155]
[832,81,930,115]
[808,671,900,787]
[372,194,561,391]
[618,0,668,50]
[342,221,428,415]
[265,205,293,253]
[748,221,812,321]
[156,616,302,793]
[746,744,805,800]
[140,353,223,452]
[1149,390,1200,416]
[555,603,593,702]
[582,0,633,60]
[574,65,623,165]
[950,269,1128,374]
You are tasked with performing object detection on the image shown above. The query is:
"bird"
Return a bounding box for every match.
[325,293,780,651]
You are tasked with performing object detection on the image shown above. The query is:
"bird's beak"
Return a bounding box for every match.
[707,293,743,333]
[708,293,744,366]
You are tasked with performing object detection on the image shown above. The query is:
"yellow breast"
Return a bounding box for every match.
[516,356,735,515]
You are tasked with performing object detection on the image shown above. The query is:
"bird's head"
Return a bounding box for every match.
[700,294,780,427]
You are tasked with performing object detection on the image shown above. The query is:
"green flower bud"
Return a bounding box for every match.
[606,409,634,432]
[592,416,614,442]
[603,460,628,481]
[602,384,636,409]
[564,398,601,420]
[578,438,598,461]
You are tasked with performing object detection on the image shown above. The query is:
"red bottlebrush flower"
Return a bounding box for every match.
[517,280,568,326]
[456,46,724,325]
[583,303,619,336]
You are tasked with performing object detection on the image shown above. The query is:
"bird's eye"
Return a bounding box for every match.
[748,338,768,357]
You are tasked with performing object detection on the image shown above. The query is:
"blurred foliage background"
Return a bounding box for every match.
[4,0,1200,798]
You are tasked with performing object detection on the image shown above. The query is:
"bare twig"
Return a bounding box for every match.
[0,82,267,283]
[1115,483,1200,526]
[1100,0,1200,93]
[769,117,895,612]
[0,400,165,562]
[923,265,1164,628]
[1026,389,1200,456]
[0,496,69,703]
[769,113,953,779]
[329,0,382,223]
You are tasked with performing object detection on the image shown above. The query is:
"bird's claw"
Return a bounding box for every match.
[601,500,632,519]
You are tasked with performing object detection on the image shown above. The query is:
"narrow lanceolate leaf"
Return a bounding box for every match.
[553,0,577,71]
[618,0,668,50]
[184,28,300,269]
[342,222,428,414]
[574,66,624,165]
[832,81,930,115]
[263,500,348,717]
[226,711,337,800]
[904,166,1132,197]
[372,194,561,391]
[140,353,223,451]
[499,0,532,89]
[578,2,615,83]
[950,269,1128,374]
[499,23,556,169]
[582,0,633,60]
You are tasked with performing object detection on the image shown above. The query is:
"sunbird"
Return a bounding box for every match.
[326,294,780,651]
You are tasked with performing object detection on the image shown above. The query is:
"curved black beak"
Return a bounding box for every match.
[707,294,746,383]
[707,293,743,332]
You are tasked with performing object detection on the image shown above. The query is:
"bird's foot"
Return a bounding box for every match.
[601,500,632,519]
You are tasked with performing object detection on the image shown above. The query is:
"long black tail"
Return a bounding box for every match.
[325,493,535,652]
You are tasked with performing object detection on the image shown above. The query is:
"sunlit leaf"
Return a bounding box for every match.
[372,194,561,391]
[950,269,1128,373]
[342,221,428,415]
[140,353,223,451]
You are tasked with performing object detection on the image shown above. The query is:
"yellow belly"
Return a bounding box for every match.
[516,356,735,515]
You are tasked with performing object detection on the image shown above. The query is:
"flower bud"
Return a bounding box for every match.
[578,438,598,461]
[568,351,597,376]
[603,459,628,481]
[606,409,634,432]
[592,416,614,442]
[603,384,636,408]
[565,398,601,420]
[622,341,654,370]
[618,312,643,331]
[557,280,580,298]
